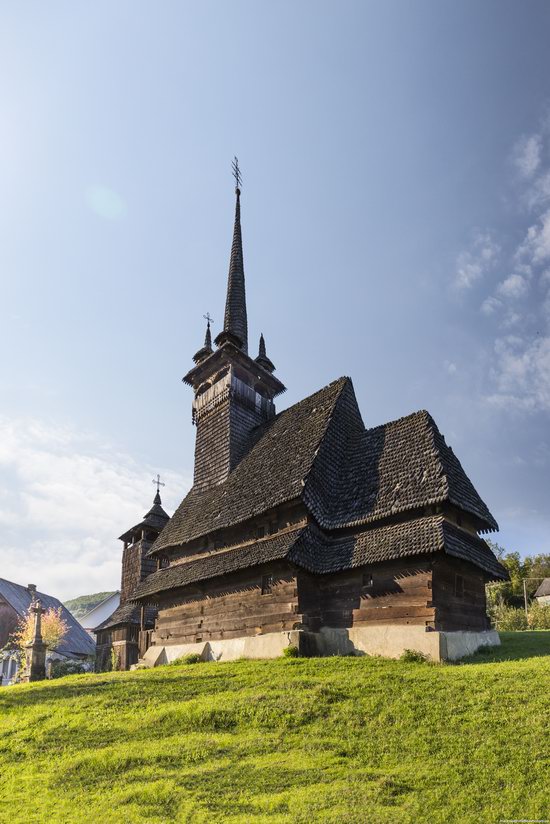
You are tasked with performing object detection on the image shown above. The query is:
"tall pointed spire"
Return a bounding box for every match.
[215,160,248,353]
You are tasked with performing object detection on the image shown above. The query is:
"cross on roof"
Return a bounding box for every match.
[152,474,165,493]
[203,312,214,326]
[232,156,243,190]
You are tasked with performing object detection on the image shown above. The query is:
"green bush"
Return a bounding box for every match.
[49,660,87,679]
[527,602,550,630]
[170,653,202,665]
[494,606,528,631]
[282,644,300,658]
[400,649,429,663]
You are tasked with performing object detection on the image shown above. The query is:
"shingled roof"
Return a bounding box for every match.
[95,603,157,632]
[152,377,497,556]
[133,515,507,602]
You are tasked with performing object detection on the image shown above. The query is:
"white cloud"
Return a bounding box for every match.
[455,232,500,289]
[517,209,550,265]
[0,416,191,600]
[513,134,542,179]
[481,296,502,315]
[487,334,550,411]
[444,360,457,375]
[496,273,529,299]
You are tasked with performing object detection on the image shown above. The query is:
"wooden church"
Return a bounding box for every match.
[97,173,508,668]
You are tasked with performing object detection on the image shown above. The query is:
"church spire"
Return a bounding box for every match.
[215,159,248,353]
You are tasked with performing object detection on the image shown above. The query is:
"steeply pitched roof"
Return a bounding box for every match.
[0,578,95,657]
[152,377,497,557]
[534,578,550,598]
[152,378,348,553]
[304,381,498,532]
[133,515,507,602]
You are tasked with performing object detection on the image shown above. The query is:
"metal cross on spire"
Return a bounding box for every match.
[152,474,165,494]
[203,312,214,327]
[232,156,243,191]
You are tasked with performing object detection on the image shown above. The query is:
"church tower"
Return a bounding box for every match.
[183,169,285,491]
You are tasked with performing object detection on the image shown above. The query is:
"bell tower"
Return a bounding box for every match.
[183,164,285,491]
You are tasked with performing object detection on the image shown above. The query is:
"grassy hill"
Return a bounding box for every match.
[1,632,549,824]
[63,591,117,620]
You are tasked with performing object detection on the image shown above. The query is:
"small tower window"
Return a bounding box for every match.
[269,520,279,535]
[255,525,265,539]
[160,556,169,569]
[261,575,274,595]
[363,573,374,588]
[454,574,464,598]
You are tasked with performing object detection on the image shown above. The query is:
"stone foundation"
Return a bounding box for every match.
[135,626,500,668]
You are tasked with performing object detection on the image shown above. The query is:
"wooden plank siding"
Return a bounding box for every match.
[146,554,491,649]
[431,555,489,631]
[153,561,301,645]
[299,560,435,630]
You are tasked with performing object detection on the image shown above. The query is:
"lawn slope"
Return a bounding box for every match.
[1,633,549,824]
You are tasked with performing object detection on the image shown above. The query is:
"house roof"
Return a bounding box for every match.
[534,578,550,598]
[151,377,498,558]
[0,578,96,657]
[94,603,157,632]
[133,515,508,602]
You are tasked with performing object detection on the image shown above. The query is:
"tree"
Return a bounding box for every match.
[9,606,69,671]
[485,542,550,610]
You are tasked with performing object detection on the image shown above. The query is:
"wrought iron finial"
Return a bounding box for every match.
[203,312,214,327]
[232,156,243,192]
[152,474,165,494]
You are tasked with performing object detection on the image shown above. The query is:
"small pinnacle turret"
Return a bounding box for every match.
[255,333,275,373]
[193,318,214,364]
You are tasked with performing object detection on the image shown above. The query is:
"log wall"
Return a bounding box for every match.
[153,561,300,645]
[431,555,489,631]
[299,559,435,630]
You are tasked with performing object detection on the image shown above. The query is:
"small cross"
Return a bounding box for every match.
[203,312,214,326]
[152,474,165,493]
[232,156,243,190]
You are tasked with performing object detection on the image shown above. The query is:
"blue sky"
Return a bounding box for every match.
[1,1,549,599]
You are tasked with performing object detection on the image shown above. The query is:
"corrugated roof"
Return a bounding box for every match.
[0,578,95,657]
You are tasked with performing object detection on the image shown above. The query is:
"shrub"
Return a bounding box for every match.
[527,602,550,630]
[400,649,429,663]
[283,644,300,658]
[170,653,202,665]
[49,660,86,679]
[494,606,528,631]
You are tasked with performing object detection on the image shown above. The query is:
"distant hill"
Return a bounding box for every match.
[64,592,117,620]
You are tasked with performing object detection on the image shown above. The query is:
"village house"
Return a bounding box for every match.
[0,579,95,685]
[97,174,508,669]
[534,579,550,606]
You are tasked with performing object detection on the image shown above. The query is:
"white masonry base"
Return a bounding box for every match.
[135,625,500,668]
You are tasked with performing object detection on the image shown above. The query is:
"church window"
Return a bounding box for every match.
[261,574,274,595]
[269,520,278,535]
[454,574,464,598]
[256,526,265,539]
[363,573,373,588]
[160,556,169,569]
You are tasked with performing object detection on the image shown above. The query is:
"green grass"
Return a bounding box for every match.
[1,632,549,824]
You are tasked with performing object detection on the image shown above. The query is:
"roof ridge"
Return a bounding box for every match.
[421,412,451,502]
[364,407,431,435]
[299,377,352,487]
